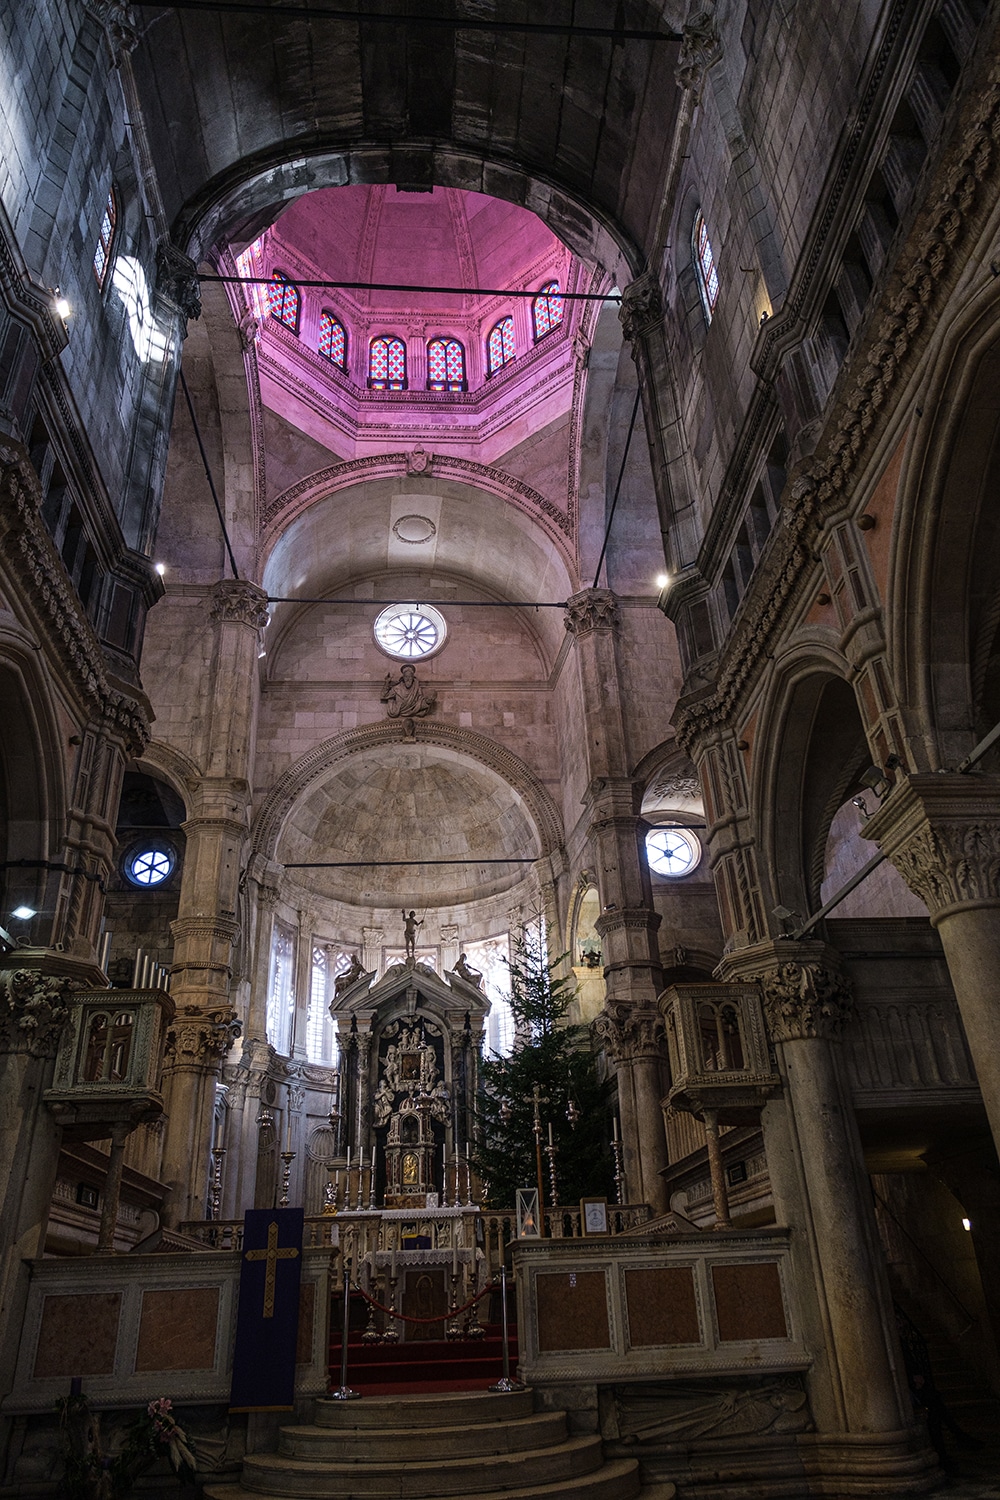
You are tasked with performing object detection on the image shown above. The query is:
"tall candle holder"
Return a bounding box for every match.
[209,1146,226,1221]
[382,1266,399,1344]
[367,1158,376,1210]
[611,1134,625,1206]
[446,1269,463,1341]
[543,1136,559,1208]
[279,1149,295,1208]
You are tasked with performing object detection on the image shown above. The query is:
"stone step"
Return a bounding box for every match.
[279,1409,567,1461]
[236,1433,606,1496]
[203,1456,641,1500]
[312,1388,535,1429]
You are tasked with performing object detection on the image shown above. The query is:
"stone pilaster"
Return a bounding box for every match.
[864,773,1000,1157]
[591,1004,669,1215]
[158,578,266,1225]
[722,941,906,1435]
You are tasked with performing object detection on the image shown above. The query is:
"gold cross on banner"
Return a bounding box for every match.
[244,1220,299,1318]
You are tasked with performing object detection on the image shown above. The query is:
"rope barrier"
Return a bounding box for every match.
[350,1279,495,1324]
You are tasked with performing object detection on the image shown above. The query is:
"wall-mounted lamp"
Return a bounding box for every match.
[962,1216,972,1232]
[11,906,36,920]
[154,562,166,576]
[655,573,670,590]
[772,904,801,934]
[54,289,71,321]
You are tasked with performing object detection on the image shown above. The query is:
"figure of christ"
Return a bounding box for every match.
[381,664,435,719]
[402,909,423,960]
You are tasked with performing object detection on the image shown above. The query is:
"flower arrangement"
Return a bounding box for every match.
[56,1391,196,1498]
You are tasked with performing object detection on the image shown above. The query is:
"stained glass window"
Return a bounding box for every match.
[369,335,407,390]
[486,316,516,375]
[318,310,347,369]
[693,211,720,323]
[93,190,117,289]
[532,281,563,341]
[426,337,465,391]
[266,923,295,1055]
[268,271,300,333]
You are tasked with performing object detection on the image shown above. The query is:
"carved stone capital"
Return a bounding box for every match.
[618,273,664,344]
[592,1003,665,1061]
[863,774,1000,920]
[0,969,78,1056]
[719,942,854,1042]
[156,241,202,324]
[164,1006,242,1068]
[210,579,269,630]
[675,10,723,91]
[564,588,619,637]
[85,0,138,62]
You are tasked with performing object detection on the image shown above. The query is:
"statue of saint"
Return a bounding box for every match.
[334,952,366,997]
[401,909,423,960]
[453,952,483,988]
[381,664,435,720]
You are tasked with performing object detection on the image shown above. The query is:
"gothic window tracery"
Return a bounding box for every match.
[426,336,466,391]
[266,922,295,1054]
[693,210,720,323]
[93,189,117,289]
[307,945,343,1065]
[532,281,563,340]
[318,310,347,369]
[268,271,300,333]
[486,316,516,375]
[369,335,407,389]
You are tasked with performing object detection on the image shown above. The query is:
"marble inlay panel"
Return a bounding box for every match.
[33,1293,121,1378]
[536,1270,610,1352]
[624,1266,701,1346]
[134,1287,219,1372]
[712,1263,787,1342]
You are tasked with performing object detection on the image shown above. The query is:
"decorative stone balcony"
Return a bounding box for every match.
[44,988,174,1134]
[661,983,780,1125]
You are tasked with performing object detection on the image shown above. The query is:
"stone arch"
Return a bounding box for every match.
[251,719,564,871]
[0,632,67,924]
[137,740,201,817]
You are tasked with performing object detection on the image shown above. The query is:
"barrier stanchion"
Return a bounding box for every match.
[489,1261,525,1392]
[329,1256,361,1400]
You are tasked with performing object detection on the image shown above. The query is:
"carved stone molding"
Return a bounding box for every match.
[564,589,619,637]
[210,579,269,630]
[0,445,151,757]
[594,906,662,942]
[155,241,202,324]
[0,969,78,1057]
[863,774,1000,920]
[592,1004,665,1061]
[164,1006,242,1068]
[618,273,664,344]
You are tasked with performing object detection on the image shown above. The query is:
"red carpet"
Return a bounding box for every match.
[329,1300,519,1394]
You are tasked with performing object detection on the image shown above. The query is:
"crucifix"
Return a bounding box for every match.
[244,1220,299,1318]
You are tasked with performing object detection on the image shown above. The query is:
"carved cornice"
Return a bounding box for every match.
[210,578,269,630]
[0,445,151,757]
[675,42,1000,752]
[618,272,664,344]
[251,719,563,865]
[594,906,662,941]
[259,452,572,553]
[863,774,1000,920]
[592,1003,665,1061]
[564,589,619,636]
[0,969,78,1057]
[164,1006,242,1068]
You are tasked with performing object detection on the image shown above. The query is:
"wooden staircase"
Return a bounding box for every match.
[204,1388,641,1500]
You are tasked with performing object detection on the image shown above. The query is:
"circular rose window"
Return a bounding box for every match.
[373,603,447,661]
[123,841,177,888]
[645,826,701,878]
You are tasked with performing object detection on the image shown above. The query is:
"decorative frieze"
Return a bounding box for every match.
[0,969,77,1056]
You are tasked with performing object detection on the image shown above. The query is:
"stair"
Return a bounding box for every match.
[204,1388,641,1500]
[334,1321,519,1393]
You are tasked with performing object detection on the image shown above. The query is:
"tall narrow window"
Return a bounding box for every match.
[426,337,466,391]
[368,335,407,390]
[306,945,343,1066]
[93,190,117,289]
[532,281,563,341]
[318,310,347,370]
[693,210,720,323]
[486,316,515,375]
[268,271,300,333]
[266,922,295,1055]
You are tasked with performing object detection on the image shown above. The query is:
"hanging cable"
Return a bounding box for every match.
[178,367,241,581]
[591,387,642,591]
[203,274,617,302]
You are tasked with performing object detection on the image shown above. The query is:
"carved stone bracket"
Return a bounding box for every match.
[592,1003,665,1061]
[210,579,269,630]
[156,242,202,325]
[85,0,138,62]
[863,774,1000,920]
[164,1006,242,1068]
[0,969,78,1057]
[675,10,723,92]
[618,274,664,345]
[564,588,619,636]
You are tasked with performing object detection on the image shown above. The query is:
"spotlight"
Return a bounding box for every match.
[852,794,871,821]
[655,573,670,590]
[54,290,71,321]
[858,765,890,798]
[154,562,166,576]
[962,1217,972,1232]
[11,906,36,920]
[771,905,801,935]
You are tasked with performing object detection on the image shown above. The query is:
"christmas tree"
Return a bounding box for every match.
[473,925,614,1209]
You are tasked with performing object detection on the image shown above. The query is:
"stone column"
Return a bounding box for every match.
[864,774,1000,1159]
[592,1006,669,1215]
[159,579,267,1224]
[723,941,907,1434]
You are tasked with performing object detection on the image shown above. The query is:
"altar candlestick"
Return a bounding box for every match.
[452,1238,459,1276]
[613,1114,619,1142]
[285,1116,292,1152]
[390,1244,397,1281]
[547,1121,553,1146]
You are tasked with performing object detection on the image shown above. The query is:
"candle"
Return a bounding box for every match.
[547,1121,553,1146]
[285,1117,292,1152]
[613,1115,619,1142]
[452,1239,459,1276]
[390,1244,397,1281]
[346,1145,351,1168]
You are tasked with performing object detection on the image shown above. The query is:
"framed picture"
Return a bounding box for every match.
[580,1197,609,1236]
[516,1187,541,1238]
